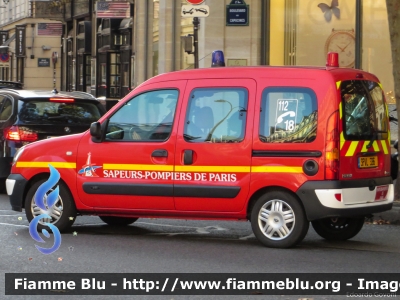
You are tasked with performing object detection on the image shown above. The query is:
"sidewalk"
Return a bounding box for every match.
[369,201,400,225]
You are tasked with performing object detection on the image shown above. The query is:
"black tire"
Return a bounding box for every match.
[311,217,365,241]
[0,179,6,194]
[25,179,77,233]
[250,191,309,248]
[390,154,398,180]
[99,216,138,226]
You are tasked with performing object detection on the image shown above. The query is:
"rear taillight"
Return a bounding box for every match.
[325,111,340,180]
[4,126,38,142]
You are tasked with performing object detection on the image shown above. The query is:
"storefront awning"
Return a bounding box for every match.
[2,34,15,46]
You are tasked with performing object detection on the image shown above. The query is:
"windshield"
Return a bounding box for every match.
[341,80,388,141]
[18,99,102,125]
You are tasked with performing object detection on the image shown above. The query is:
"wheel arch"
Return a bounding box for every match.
[246,186,307,220]
[22,173,72,209]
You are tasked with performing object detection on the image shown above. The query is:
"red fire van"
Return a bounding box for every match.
[6,53,393,248]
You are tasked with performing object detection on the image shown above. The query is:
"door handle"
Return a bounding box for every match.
[152,149,168,157]
[183,150,194,165]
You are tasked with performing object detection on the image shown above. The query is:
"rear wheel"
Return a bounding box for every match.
[25,179,77,233]
[250,191,309,248]
[311,217,365,241]
[99,216,138,226]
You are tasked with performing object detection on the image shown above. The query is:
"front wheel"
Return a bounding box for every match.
[99,216,138,226]
[250,191,309,248]
[311,217,365,241]
[25,179,77,233]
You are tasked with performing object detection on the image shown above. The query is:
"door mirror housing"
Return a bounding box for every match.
[90,121,102,142]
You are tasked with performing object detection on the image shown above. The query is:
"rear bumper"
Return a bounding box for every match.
[296,177,393,221]
[6,174,28,212]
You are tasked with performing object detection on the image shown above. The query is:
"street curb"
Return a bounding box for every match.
[369,202,400,225]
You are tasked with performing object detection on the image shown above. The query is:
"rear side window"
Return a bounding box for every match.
[183,88,248,143]
[0,98,12,121]
[341,80,388,140]
[18,100,102,124]
[260,87,317,143]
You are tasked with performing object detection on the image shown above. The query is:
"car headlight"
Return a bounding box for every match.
[13,146,26,164]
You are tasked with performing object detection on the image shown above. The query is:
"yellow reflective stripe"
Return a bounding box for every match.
[17,162,303,174]
[251,166,303,173]
[381,140,388,154]
[361,141,369,153]
[104,164,174,171]
[336,81,341,90]
[378,82,383,90]
[16,162,76,168]
[345,141,359,156]
[176,166,250,172]
[339,102,342,120]
[340,131,345,150]
[372,140,380,152]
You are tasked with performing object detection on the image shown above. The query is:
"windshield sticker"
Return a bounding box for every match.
[275,99,298,132]
[78,153,102,177]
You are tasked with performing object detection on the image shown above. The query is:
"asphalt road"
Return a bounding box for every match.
[1,193,400,300]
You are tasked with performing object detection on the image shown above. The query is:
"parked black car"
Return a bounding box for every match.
[0,81,23,90]
[0,90,106,189]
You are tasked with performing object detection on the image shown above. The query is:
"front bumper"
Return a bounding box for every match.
[7,174,28,212]
[296,177,393,221]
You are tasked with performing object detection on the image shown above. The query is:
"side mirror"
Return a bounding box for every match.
[90,122,102,142]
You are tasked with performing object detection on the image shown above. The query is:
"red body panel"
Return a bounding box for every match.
[9,66,391,220]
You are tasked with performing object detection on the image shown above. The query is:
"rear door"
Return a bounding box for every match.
[174,79,255,212]
[340,80,390,186]
[76,81,186,210]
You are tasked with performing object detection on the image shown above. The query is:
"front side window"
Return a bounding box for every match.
[342,80,388,140]
[260,87,317,143]
[106,90,178,142]
[184,88,248,143]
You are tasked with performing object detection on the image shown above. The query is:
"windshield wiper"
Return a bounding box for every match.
[366,130,387,148]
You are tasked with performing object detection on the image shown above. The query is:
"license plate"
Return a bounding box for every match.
[375,185,389,201]
[358,156,378,168]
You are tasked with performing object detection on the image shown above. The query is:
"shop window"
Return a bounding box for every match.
[16,57,24,83]
[362,0,394,102]
[152,0,159,76]
[268,0,356,67]
[109,53,120,98]
[85,56,91,93]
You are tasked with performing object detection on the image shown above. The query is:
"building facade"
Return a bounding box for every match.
[0,0,64,89]
[0,0,395,104]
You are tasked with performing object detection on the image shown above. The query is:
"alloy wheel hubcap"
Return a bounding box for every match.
[31,193,63,225]
[258,199,295,240]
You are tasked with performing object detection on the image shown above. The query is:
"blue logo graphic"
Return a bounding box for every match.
[28,165,62,255]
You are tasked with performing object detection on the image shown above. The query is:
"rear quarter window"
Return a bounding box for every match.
[259,87,318,143]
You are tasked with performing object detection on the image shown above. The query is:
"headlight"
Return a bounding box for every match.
[13,146,26,164]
